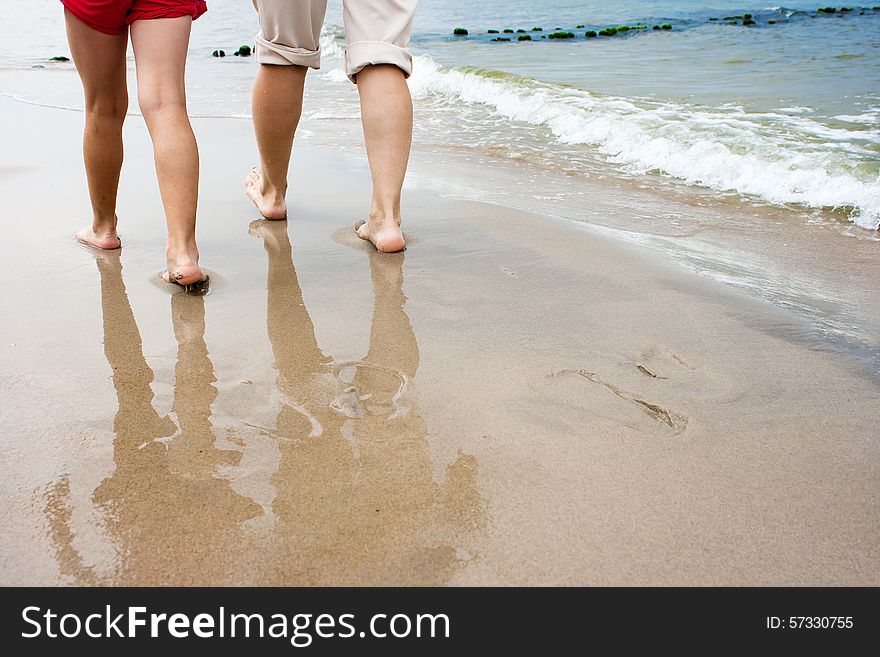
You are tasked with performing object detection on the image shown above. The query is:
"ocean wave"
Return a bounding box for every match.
[315,26,880,229]
[404,56,880,229]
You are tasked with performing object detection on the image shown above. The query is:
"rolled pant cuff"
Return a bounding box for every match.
[255,34,322,68]
[344,40,413,82]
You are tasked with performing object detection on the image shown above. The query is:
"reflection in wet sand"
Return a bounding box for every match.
[45,255,260,585]
[43,232,485,585]
[251,221,485,585]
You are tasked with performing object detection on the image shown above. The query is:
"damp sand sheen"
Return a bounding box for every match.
[0,97,878,585]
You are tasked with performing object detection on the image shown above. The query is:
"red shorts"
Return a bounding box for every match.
[61,0,207,36]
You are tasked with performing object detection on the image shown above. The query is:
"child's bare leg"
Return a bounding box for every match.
[65,10,128,249]
[130,17,204,285]
[354,64,411,253]
[247,64,308,220]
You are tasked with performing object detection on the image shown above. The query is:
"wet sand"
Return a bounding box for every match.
[1,95,879,586]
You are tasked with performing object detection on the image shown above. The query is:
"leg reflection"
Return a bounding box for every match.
[45,256,260,585]
[253,222,486,585]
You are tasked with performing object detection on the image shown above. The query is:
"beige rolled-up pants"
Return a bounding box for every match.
[252,0,419,82]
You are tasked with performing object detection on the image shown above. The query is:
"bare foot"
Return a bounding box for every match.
[75,220,121,250]
[245,168,287,220]
[163,243,206,287]
[355,218,405,253]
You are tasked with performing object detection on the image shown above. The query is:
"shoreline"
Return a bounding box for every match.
[6,81,877,366]
[1,95,879,585]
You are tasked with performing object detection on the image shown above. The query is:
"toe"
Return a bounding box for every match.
[354,220,369,240]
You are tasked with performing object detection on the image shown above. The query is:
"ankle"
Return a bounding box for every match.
[261,178,287,204]
[368,207,401,227]
[91,214,117,234]
[166,238,198,259]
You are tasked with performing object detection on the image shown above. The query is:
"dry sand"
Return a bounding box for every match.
[0,96,878,585]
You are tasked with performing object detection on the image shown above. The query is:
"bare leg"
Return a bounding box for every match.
[246,64,308,220]
[130,17,205,285]
[354,64,411,253]
[65,10,128,249]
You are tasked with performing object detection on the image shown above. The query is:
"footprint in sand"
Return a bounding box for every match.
[329,360,411,420]
[547,345,745,437]
[549,367,688,435]
[629,345,744,404]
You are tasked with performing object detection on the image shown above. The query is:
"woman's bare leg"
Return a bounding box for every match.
[130,17,204,285]
[354,64,411,253]
[65,10,128,249]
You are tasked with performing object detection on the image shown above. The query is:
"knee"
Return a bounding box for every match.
[85,93,128,122]
[137,83,186,120]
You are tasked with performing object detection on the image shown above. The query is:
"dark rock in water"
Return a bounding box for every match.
[742,13,752,20]
[488,29,499,33]
[518,34,532,41]
[585,30,598,38]
[768,19,777,24]
[516,29,526,33]
[743,18,756,25]
[236,45,252,56]
[723,15,742,20]
[709,17,719,21]
[548,31,576,39]
[48,56,70,62]
[212,49,226,57]
[453,27,468,35]
[617,25,630,32]
[840,6,853,11]
[31,64,45,69]
[491,37,512,42]
[598,28,618,36]
[653,25,661,30]
[532,27,543,31]
[661,23,672,30]
[576,25,585,29]
[503,28,514,33]
[817,6,836,12]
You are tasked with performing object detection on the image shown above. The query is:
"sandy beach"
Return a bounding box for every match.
[1,94,879,586]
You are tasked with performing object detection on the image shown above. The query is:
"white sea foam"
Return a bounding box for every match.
[312,27,880,230]
[404,56,880,229]
[835,112,880,125]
